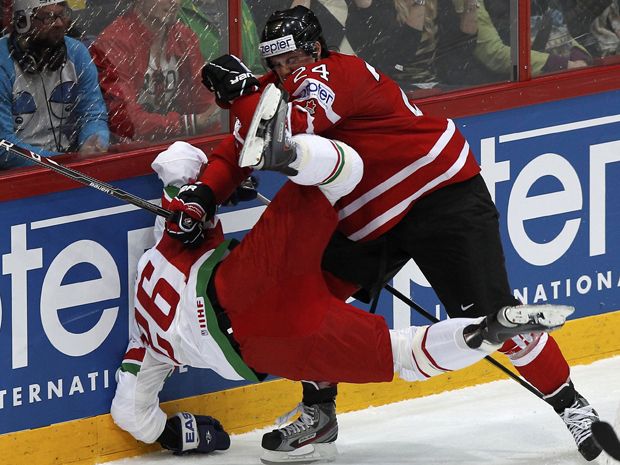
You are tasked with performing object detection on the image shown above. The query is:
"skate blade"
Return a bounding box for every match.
[260,443,338,464]
[504,304,574,329]
[239,83,282,169]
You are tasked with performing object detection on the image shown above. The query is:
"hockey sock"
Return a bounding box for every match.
[391,318,490,382]
[288,134,363,205]
[301,381,338,405]
[500,333,570,395]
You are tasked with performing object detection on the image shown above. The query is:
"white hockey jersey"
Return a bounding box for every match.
[133,238,256,379]
[111,234,262,443]
[110,142,259,444]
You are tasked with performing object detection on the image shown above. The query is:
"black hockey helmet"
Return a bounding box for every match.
[259,6,329,62]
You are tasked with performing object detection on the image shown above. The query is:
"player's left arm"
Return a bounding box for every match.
[111,339,231,454]
[110,339,173,444]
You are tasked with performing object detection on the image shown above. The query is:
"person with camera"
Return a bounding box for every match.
[0,0,109,169]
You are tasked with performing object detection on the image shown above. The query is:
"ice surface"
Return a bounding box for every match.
[108,356,620,465]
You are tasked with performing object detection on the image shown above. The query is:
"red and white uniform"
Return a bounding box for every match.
[91,11,215,140]
[111,145,494,445]
[202,52,480,242]
[112,182,494,444]
[199,53,571,399]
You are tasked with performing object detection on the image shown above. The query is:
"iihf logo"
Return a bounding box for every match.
[196,298,208,336]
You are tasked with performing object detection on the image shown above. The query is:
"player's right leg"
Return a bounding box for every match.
[261,381,339,465]
[391,304,573,382]
[238,83,296,174]
[398,175,603,461]
[258,302,573,464]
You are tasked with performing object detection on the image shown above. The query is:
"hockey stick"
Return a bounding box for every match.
[384,283,545,399]
[592,421,620,461]
[0,140,171,219]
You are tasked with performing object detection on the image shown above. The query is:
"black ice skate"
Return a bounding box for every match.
[545,382,602,461]
[464,304,574,349]
[239,83,298,176]
[591,420,620,461]
[260,402,338,464]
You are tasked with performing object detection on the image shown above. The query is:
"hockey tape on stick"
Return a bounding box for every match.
[0,140,172,219]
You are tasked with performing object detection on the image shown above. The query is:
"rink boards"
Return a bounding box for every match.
[0,89,619,464]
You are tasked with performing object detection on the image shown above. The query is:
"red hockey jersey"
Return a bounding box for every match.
[202,52,480,242]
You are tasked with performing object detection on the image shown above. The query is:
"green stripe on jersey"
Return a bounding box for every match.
[120,362,141,376]
[164,185,180,202]
[195,241,260,382]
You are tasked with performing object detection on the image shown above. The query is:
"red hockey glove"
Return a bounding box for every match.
[166,183,216,248]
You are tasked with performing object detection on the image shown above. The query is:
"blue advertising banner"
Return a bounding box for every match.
[403,89,620,325]
[0,90,618,435]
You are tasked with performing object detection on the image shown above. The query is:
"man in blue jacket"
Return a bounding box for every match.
[0,0,109,169]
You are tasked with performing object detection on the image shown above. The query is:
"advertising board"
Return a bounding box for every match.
[0,90,618,435]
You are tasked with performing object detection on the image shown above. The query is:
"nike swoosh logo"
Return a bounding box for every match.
[461,303,474,311]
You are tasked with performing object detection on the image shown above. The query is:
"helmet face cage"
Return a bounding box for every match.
[260,5,325,66]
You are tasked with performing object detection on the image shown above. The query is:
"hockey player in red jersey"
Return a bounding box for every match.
[111,140,572,460]
[168,5,602,462]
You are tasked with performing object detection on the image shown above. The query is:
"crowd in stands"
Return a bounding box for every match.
[1,0,620,169]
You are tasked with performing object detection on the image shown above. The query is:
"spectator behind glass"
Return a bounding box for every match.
[68,0,131,44]
[473,0,591,80]
[91,0,219,145]
[346,0,485,92]
[0,0,109,169]
[558,0,618,58]
[179,0,263,73]
[589,0,620,56]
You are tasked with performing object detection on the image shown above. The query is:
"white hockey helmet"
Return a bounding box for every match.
[13,0,67,34]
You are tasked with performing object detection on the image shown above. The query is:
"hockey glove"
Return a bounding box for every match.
[166,182,216,248]
[222,176,259,206]
[202,54,260,105]
[158,412,231,455]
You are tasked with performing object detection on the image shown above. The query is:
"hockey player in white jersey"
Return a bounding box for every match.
[110,138,574,461]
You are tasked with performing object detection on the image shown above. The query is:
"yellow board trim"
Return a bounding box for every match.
[3,311,619,465]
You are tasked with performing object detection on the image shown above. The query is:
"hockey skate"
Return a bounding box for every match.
[464,304,574,349]
[591,421,620,461]
[545,382,602,461]
[239,83,298,176]
[260,402,338,464]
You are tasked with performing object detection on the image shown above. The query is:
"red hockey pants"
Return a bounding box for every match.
[214,182,394,383]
